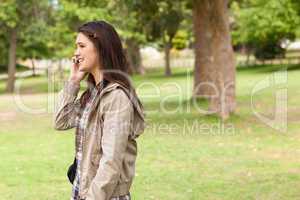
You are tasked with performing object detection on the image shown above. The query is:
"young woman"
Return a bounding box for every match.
[54,21,145,200]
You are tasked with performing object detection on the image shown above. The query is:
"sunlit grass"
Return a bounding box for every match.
[0,65,299,200]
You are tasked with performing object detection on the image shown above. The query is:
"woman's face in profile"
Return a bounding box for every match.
[74,32,100,72]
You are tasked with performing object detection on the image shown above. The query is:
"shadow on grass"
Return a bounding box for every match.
[142,67,193,79]
[237,63,300,74]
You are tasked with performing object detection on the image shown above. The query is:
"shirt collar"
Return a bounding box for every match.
[88,78,109,92]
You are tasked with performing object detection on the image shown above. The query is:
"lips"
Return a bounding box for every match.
[78,58,84,63]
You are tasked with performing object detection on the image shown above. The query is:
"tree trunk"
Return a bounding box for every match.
[6,28,17,93]
[192,0,236,119]
[164,36,172,76]
[125,38,145,75]
[163,35,172,76]
[192,1,213,98]
[246,50,251,66]
[124,48,134,75]
[31,58,36,76]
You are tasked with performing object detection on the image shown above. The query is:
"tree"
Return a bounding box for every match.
[231,0,300,60]
[48,0,110,80]
[172,30,190,50]
[0,0,51,93]
[108,0,146,75]
[160,4,183,76]
[127,0,184,76]
[0,31,9,72]
[18,18,52,76]
[192,0,236,119]
[0,1,18,93]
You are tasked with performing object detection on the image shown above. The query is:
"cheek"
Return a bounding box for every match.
[88,50,100,66]
[84,49,98,68]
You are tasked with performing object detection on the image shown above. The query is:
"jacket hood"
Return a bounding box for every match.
[101,82,146,139]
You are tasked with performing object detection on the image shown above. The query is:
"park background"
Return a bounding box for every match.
[0,0,299,199]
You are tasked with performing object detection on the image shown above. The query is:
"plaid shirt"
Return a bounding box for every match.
[70,80,131,200]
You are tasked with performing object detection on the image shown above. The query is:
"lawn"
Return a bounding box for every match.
[0,64,299,200]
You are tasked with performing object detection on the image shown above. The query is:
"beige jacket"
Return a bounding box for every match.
[54,80,145,200]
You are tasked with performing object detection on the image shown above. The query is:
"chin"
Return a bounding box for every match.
[79,66,88,72]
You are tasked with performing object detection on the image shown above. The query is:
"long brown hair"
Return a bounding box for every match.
[77,20,132,89]
[77,21,142,108]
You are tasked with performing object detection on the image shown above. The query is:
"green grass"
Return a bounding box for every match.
[0,64,299,200]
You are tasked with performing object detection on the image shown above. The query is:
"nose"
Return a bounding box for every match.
[74,48,80,57]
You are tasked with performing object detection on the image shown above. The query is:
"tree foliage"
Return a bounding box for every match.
[231,0,300,59]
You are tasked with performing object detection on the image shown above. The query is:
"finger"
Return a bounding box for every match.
[71,57,76,64]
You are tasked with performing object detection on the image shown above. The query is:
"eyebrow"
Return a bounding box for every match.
[75,41,85,45]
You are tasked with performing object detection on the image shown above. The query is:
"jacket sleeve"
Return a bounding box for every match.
[86,89,133,200]
[53,80,81,130]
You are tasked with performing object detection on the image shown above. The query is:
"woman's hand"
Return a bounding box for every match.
[68,56,87,85]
